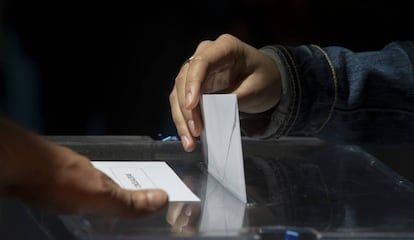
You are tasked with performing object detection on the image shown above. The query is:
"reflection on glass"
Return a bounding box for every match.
[55,139,414,239]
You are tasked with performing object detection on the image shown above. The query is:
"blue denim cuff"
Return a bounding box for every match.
[240,44,338,139]
[242,41,414,143]
[240,45,300,139]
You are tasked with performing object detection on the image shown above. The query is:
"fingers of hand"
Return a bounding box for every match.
[170,88,196,152]
[170,34,245,152]
[91,173,168,218]
[112,188,169,217]
[50,162,168,218]
[188,34,243,95]
[171,61,205,151]
[167,203,201,235]
[166,202,185,225]
[187,104,203,137]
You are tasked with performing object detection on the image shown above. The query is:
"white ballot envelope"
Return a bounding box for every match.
[92,161,200,202]
[200,94,247,203]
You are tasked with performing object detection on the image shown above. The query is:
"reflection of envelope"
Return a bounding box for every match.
[200,94,247,203]
[199,172,245,233]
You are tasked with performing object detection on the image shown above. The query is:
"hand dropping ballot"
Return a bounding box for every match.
[200,94,247,203]
[91,94,246,205]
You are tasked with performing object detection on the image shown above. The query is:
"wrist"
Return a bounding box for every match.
[241,45,296,139]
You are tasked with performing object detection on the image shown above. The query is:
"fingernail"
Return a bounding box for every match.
[181,135,190,149]
[185,91,192,108]
[188,120,196,136]
[147,190,168,210]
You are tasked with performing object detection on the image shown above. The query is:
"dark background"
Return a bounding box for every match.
[0,0,412,139]
[1,2,414,239]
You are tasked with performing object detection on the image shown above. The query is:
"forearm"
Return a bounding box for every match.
[0,117,168,216]
[243,41,414,144]
[0,117,63,196]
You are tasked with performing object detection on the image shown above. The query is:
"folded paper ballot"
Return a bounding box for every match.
[92,161,200,202]
[200,94,247,203]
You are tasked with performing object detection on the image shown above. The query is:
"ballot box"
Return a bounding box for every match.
[4,136,414,240]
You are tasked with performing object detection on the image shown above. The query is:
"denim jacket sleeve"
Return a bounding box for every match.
[241,41,414,144]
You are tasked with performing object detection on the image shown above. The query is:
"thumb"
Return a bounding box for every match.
[83,165,169,218]
[106,187,169,218]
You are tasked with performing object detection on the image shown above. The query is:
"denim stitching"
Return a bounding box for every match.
[278,46,302,136]
[311,44,338,134]
[273,46,297,137]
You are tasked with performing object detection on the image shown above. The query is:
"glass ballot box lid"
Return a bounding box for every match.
[30,136,414,240]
